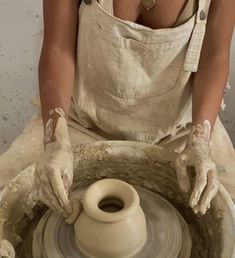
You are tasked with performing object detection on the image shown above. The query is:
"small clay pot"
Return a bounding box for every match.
[74,178,147,258]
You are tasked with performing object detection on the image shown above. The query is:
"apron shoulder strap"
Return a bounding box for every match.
[98,0,114,15]
[183,0,212,72]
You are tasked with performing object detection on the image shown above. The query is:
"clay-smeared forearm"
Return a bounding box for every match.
[35,108,81,223]
[34,0,81,223]
[173,120,219,215]
[38,0,80,126]
[38,49,75,126]
[173,54,231,215]
[192,56,229,128]
[192,0,235,127]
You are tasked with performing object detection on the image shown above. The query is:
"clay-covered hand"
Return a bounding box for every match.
[35,108,80,223]
[173,120,219,215]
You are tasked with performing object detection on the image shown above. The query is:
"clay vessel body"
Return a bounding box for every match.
[74,178,147,258]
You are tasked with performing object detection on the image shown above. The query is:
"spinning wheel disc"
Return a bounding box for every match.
[33,185,191,258]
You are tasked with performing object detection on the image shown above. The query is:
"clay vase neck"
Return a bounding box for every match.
[74,178,147,258]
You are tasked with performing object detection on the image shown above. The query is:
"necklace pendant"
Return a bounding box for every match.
[142,0,156,11]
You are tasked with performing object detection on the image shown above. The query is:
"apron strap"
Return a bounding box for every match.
[183,0,212,72]
[98,0,114,15]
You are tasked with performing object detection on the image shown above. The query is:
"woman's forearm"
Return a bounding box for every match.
[192,55,229,130]
[38,48,76,125]
[38,0,79,127]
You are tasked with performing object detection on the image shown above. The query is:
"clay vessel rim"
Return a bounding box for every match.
[82,178,140,222]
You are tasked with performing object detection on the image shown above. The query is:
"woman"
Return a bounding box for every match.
[2,0,235,223]
[33,0,235,223]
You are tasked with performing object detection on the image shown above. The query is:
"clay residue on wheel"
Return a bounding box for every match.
[73,142,111,162]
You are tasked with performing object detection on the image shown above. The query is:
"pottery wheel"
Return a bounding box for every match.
[33,184,192,258]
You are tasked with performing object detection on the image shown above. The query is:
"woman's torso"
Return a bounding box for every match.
[69,0,211,143]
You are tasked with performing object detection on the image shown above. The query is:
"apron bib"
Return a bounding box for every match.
[70,0,212,143]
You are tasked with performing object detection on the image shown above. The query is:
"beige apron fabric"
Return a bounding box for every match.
[70,0,199,142]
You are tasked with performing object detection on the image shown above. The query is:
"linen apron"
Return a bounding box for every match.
[69,0,226,145]
[67,0,235,200]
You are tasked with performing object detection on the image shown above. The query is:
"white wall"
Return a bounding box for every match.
[0,0,234,154]
[220,32,235,144]
[0,0,42,154]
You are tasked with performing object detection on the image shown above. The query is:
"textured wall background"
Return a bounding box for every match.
[0,0,234,154]
[220,38,235,145]
[0,0,42,154]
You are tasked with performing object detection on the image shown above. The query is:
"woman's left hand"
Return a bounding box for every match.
[172,121,219,215]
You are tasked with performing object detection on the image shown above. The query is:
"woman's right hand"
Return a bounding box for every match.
[35,108,79,222]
